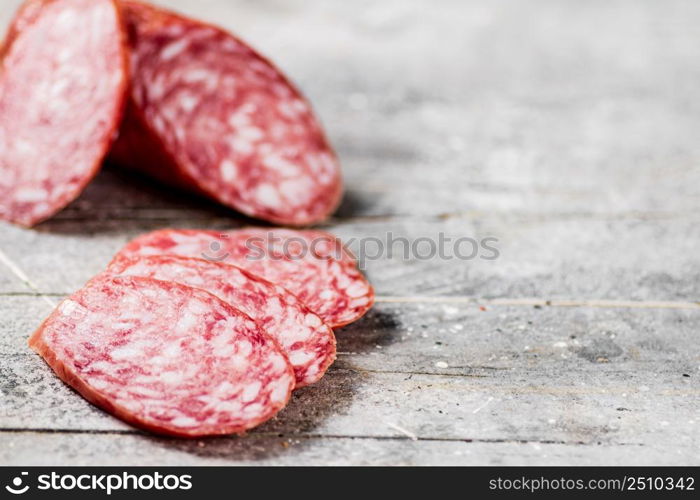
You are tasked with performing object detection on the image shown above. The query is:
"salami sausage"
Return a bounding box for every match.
[0,0,128,226]
[109,1,343,225]
[111,228,374,328]
[28,275,295,437]
[108,255,336,387]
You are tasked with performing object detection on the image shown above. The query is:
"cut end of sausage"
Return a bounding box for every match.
[0,0,128,227]
[111,1,343,226]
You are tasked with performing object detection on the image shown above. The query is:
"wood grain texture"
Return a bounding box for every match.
[1,0,699,465]
[1,215,699,302]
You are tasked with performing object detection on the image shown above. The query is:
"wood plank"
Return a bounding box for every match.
[336,215,700,301]
[3,298,697,459]
[0,266,32,296]
[2,215,699,302]
[6,360,698,444]
[1,432,692,466]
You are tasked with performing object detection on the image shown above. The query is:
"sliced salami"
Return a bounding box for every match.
[28,275,295,437]
[109,1,343,225]
[0,0,128,226]
[108,255,336,387]
[112,228,374,328]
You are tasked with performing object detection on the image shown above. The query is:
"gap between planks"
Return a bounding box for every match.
[375,296,700,310]
[0,248,57,308]
[0,428,644,447]
[44,208,700,225]
[1,292,700,310]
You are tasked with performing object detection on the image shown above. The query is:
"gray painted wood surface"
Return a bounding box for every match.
[1,0,699,465]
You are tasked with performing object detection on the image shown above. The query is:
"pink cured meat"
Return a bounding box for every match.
[0,0,128,226]
[28,275,295,437]
[108,255,336,387]
[109,1,343,225]
[111,228,374,328]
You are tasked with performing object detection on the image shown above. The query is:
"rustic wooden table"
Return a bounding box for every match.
[1,0,699,466]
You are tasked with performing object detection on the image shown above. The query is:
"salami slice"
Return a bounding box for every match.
[112,228,374,328]
[108,255,336,387]
[28,275,295,437]
[109,1,343,225]
[0,0,128,226]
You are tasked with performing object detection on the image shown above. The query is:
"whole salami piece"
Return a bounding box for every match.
[109,255,336,387]
[0,0,128,226]
[109,1,343,226]
[112,228,374,328]
[29,275,295,437]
